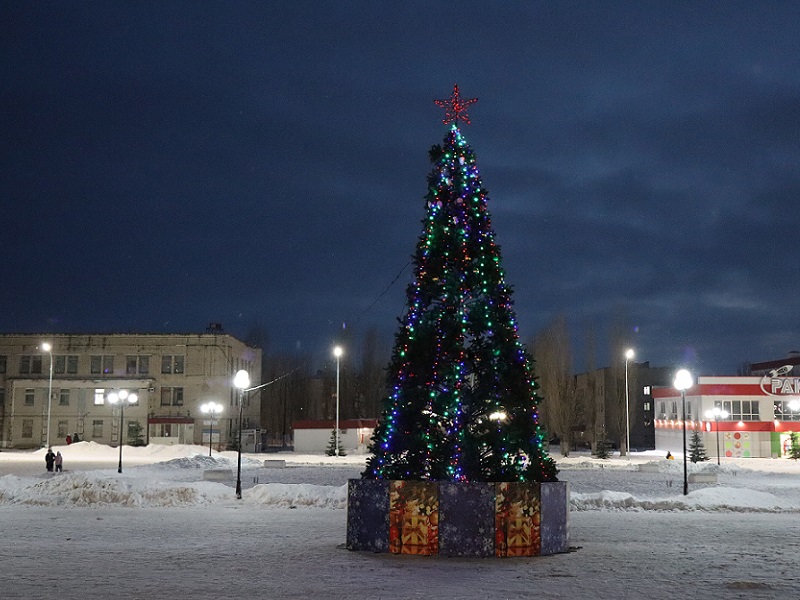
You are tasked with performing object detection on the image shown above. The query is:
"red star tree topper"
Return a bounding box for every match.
[434,84,478,125]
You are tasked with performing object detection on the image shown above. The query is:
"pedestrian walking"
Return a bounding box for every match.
[45,448,55,472]
[54,451,63,472]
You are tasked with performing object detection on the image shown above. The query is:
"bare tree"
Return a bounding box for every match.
[355,327,388,418]
[532,315,581,457]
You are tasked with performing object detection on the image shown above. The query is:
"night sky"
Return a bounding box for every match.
[3,2,800,375]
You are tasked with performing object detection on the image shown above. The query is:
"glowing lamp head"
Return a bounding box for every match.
[41,342,52,352]
[789,399,800,412]
[625,348,634,360]
[673,369,693,392]
[233,370,250,390]
[333,346,343,358]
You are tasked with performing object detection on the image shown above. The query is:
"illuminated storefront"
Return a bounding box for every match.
[653,375,800,459]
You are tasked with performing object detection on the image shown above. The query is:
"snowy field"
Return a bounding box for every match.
[2,443,800,600]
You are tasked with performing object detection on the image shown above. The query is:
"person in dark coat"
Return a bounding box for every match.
[45,448,56,472]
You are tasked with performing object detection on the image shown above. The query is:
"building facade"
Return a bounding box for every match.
[572,362,674,452]
[653,375,800,459]
[0,333,261,449]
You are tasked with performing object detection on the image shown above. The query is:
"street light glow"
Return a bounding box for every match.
[625,348,634,360]
[673,369,693,391]
[673,368,693,496]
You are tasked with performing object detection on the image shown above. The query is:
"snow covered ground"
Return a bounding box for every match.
[2,443,800,599]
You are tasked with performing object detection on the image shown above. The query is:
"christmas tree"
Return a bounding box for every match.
[689,430,709,463]
[363,85,557,483]
[326,430,347,457]
[789,432,800,460]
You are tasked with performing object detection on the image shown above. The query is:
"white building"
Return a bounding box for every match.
[653,375,800,459]
[292,419,377,454]
[0,333,261,449]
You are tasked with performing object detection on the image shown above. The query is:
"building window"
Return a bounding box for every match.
[126,355,150,375]
[22,419,33,438]
[92,420,103,438]
[160,387,184,406]
[91,355,115,375]
[57,420,69,438]
[0,354,6,373]
[25,388,35,406]
[717,399,760,421]
[55,355,66,374]
[643,385,651,395]
[774,400,800,422]
[59,389,70,406]
[0,389,5,405]
[669,401,678,420]
[20,355,30,374]
[643,401,651,411]
[161,355,185,374]
[94,389,106,405]
[67,355,78,374]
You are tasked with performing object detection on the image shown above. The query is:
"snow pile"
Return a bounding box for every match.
[571,487,799,513]
[246,482,347,508]
[0,471,233,507]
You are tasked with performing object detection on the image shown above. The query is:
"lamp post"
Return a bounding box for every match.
[673,369,693,496]
[704,407,729,466]
[41,342,54,449]
[624,348,634,460]
[200,402,224,457]
[107,389,138,473]
[333,346,343,456]
[233,369,250,500]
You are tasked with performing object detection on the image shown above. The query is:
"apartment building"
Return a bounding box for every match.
[0,333,261,449]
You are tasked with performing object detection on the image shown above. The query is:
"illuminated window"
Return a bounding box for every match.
[717,400,760,421]
[94,389,105,405]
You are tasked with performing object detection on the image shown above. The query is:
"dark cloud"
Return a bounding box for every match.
[3,1,800,374]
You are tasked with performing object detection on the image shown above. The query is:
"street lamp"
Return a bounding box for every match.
[41,342,54,448]
[624,348,634,460]
[704,407,729,466]
[107,389,138,473]
[233,369,251,500]
[673,369,693,496]
[333,346,343,456]
[200,402,224,457]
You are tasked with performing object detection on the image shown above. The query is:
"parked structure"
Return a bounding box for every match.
[0,333,261,449]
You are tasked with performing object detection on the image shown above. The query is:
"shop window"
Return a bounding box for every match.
[774,400,800,422]
[717,399,760,421]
